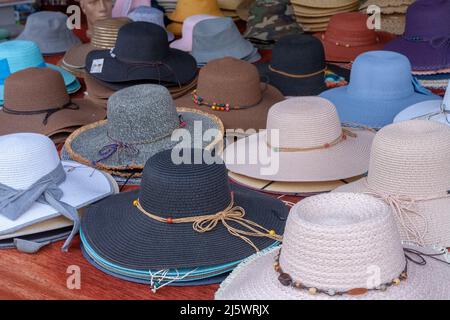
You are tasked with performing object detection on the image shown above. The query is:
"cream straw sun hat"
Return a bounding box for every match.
[334,120,450,248]
[223,97,375,182]
[216,192,450,300]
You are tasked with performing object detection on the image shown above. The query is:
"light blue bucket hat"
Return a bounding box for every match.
[191,17,260,66]
[0,40,80,105]
[128,6,174,42]
[320,51,441,129]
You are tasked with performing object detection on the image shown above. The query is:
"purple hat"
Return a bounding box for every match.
[384,0,450,71]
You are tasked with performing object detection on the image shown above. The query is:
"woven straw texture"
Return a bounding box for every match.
[335,120,450,247]
[216,192,450,300]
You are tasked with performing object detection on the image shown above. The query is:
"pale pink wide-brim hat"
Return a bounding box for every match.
[112,0,151,17]
[216,193,450,300]
[223,97,375,182]
[334,120,450,248]
[170,14,218,52]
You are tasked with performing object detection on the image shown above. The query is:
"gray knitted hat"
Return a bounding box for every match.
[65,84,224,175]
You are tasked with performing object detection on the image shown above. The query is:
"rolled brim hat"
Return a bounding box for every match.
[65,107,224,174]
[85,48,197,85]
[80,183,287,270]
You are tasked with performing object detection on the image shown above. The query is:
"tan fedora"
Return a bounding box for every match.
[224,96,375,182]
[175,57,284,131]
[62,18,131,70]
[334,120,450,248]
[0,68,106,142]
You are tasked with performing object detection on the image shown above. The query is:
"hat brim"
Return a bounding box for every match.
[192,39,255,65]
[0,227,72,250]
[0,160,117,235]
[63,43,96,69]
[80,243,230,285]
[0,98,106,137]
[17,32,82,55]
[167,22,183,36]
[223,127,374,182]
[394,100,448,124]
[334,178,450,247]
[215,245,450,300]
[384,38,450,71]
[85,48,198,85]
[174,83,285,131]
[320,86,441,128]
[229,171,363,196]
[65,108,224,172]
[167,10,224,24]
[315,32,397,62]
[257,62,329,96]
[80,183,288,270]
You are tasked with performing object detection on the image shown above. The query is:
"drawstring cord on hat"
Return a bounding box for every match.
[93,115,187,165]
[268,65,327,79]
[0,163,79,252]
[364,182,450,247]
[148,268,198,293]
[2,102,80,125]
[133,192,282,252]
[410,99,450,125]
[110,48,183,88]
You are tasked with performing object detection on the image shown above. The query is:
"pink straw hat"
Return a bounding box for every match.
[112,0,151,17]
[223,97,375,182]
[170,14,218,52]
[334,120,450,248]
[216,192,450,300]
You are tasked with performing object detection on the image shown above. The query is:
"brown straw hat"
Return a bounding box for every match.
[62,18,131,70]
[0,67,106,141]
[175,57,285,132]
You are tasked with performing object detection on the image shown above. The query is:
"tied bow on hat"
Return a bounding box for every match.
[0,163,79,253]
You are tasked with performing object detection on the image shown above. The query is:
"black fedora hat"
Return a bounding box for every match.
[85,22,197,85]
[80,149,288,270]
[257,34,348,96]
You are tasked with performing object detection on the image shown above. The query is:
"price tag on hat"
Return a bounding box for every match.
[90,59,104,74]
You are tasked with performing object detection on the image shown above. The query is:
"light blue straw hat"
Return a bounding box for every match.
[320,51,441,129]
[128,6,174,42]
[0,40,80,105]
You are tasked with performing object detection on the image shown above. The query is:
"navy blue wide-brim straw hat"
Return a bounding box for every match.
[80,149,288,270]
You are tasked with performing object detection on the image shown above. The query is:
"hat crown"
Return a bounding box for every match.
[367,120,450,197]
[404,0,450,38]
[91,18,131,49]
[347,51,414,99]
[172,0,222,20]
[106,84,180,143]
[324,13,379,46]
[196,57,263,108]
[139,149,232,217]
[113,22,169,61]
[4,67,69,110]
[128,6,164,25]
[248,0,290,16]
[266,97,343,149]
[0,133,60,189]
[182,14,217,35]
[280,193,405,291]
[193,18,243,51]
[271,35,326,75]
[0,40,45,78]
[22,11,68,41]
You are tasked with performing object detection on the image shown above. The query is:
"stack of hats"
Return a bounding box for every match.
[166,0,224,36]
[79,148,287,288]
[157,0,178,12]
[242,0,304,49]
[217,0,242,19]
[0,40,81,105]
[359,0,415,35]
[17,11,81,55]
[0,133,117,253]
[63,84,224,182]
[84,22,199,100]
[224,97,375,195]
[61,18,131,77]
[384,0,450,96]
[290,0,360,32]
[191,17,260,66]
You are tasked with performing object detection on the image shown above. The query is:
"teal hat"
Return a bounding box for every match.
[0,40,80,105]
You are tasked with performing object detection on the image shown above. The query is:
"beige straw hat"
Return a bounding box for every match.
[216,192,450,300]
[334,120,450,248]
[223,97,375,182]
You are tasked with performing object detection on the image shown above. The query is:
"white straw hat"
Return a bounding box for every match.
[0,133,117,238]
[216,192,450,300]
[223,97,375,182]
[334,120,450,248]
[394,83,450,126]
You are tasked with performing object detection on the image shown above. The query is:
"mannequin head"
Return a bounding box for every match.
[79,0,113,37]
